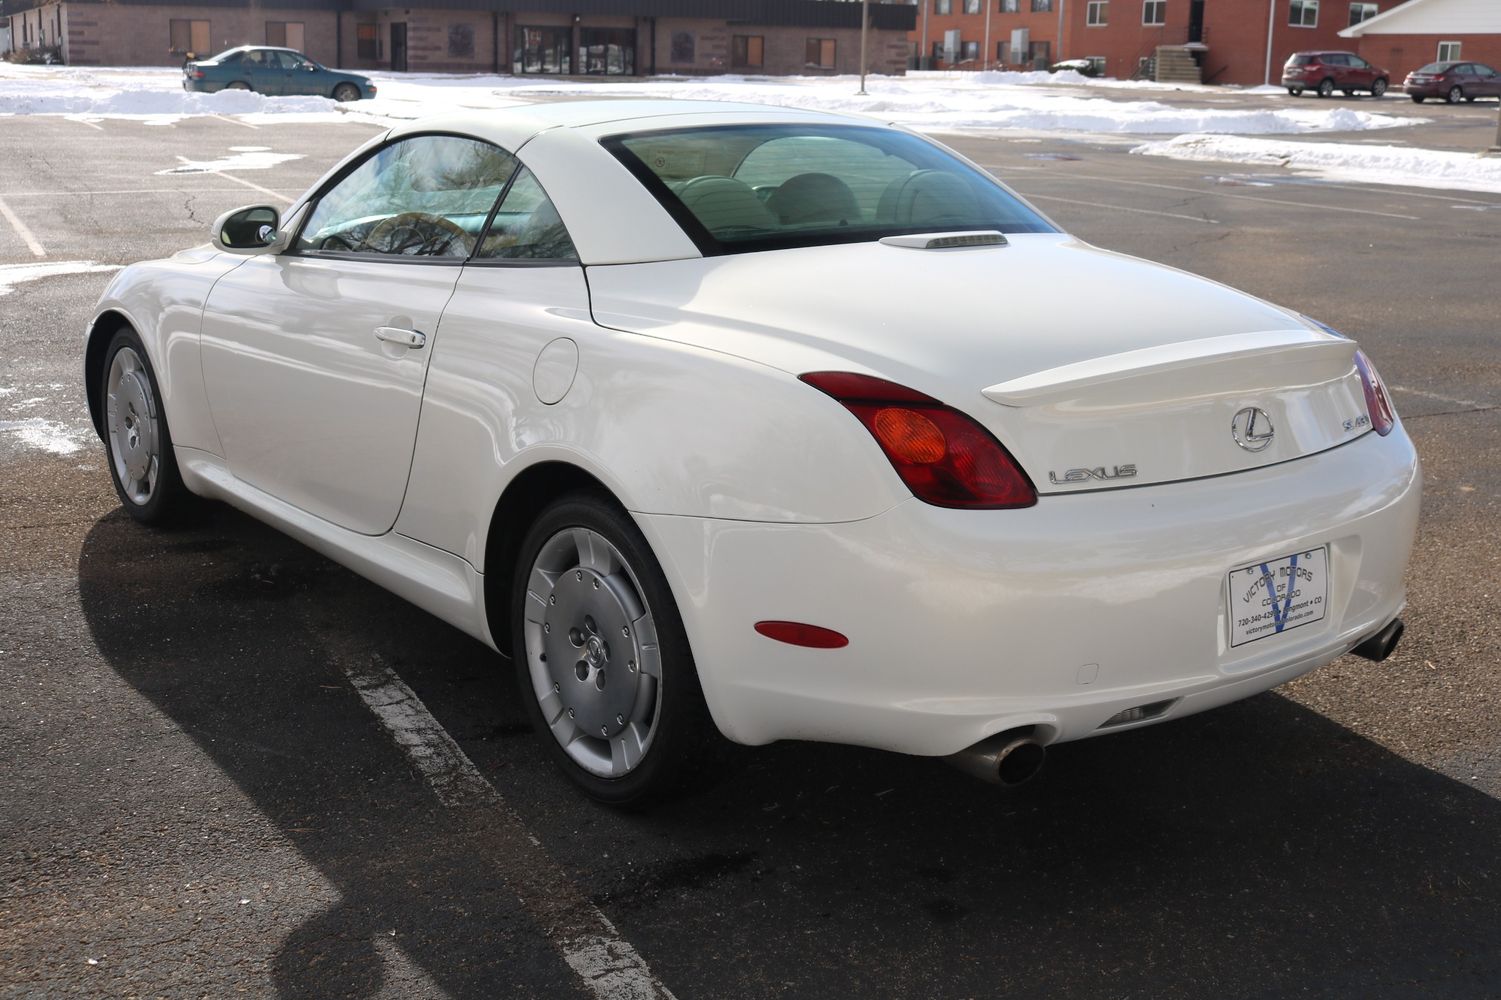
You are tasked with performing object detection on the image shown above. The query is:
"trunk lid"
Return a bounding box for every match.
[585,234,1370,494]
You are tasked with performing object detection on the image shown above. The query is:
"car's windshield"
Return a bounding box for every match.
[604,124,1055,256]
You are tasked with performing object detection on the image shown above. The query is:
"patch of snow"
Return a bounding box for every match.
[0,62,1424,136]
[1132,134,1501,194]
[0,261,121,297]
[0,418,85,456]
[157,150,304,175]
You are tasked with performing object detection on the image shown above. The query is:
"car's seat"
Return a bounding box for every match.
[876,170,981,227]
[676,176,779,233]
[765,172,862,226]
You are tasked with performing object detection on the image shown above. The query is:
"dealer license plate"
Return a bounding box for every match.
[1227,547,1329,648]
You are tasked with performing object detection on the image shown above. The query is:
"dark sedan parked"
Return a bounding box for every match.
[1282,51,1389,98]
[1404,61,1501,103]
[183,46,376,102]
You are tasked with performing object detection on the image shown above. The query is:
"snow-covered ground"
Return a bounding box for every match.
[1133,134,1501,194]
[0,62,1423,136]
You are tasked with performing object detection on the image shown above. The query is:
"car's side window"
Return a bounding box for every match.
[474,167,578,262]
[296,135,518,260]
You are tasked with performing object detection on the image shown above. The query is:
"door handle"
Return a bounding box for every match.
[374,326,426,349]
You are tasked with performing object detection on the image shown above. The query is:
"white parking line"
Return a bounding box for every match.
[210,113,260,130]
[1391,385,1488,409]
[0,195,46,258]
[342,655,678,1000]
[66,116,105,131]
[0,188,304,198]
[213,171,297,204]
[1023,192,1221,225]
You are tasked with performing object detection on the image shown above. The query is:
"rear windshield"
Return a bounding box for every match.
[603,124,1055,256]
[1415,62,1455,73]
[1289,54,1318,65]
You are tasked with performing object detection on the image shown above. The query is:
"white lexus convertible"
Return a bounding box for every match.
[86,101,1420,803]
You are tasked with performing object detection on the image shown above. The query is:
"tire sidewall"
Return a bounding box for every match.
[510,492,710,806]
[101,326,185,524]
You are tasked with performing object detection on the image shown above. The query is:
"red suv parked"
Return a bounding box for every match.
[1282,51,1390,98]
[1404,61,1501,103]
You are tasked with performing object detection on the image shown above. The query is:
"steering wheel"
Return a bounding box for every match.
[362,212,474,257]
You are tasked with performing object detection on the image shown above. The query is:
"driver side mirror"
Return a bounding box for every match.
[213,205,285,255]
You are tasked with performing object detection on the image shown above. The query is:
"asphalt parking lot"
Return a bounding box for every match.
[2,98,1500,999]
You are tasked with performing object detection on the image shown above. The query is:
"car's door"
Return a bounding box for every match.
[276,51,316,96]
[238,49,274,92]
[199,133,518,534]
[1464,63,1499,97]
[1326,54,1352,87]
[1347,54,1375,88]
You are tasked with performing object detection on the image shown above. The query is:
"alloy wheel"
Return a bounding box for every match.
[105,346,160,507]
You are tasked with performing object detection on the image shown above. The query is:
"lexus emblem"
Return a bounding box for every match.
[1231,407,1275,452]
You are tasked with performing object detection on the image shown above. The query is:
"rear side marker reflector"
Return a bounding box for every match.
[754,621,849,649]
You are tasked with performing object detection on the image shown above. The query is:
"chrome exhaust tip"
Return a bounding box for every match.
[945,729,1046,787]
[1351,617,1405,662]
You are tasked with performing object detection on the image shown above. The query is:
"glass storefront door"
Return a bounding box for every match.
[515,26,571,74]
[579,27,635,75]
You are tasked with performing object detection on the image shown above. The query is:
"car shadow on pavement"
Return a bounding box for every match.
[78,504,1501,1000]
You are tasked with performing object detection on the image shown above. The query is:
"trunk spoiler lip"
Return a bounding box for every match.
[981,330,1357,408]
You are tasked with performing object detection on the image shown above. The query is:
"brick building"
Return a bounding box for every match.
[907,0,1498,85]
[1,0,916,76]
[1340,0,1501,80]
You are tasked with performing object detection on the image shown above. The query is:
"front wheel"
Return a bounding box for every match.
[332,83,360,103]
[1372,78,1387,98]
[512,493,717,806]
[100,327,195,525]
[1447,85,1464,104]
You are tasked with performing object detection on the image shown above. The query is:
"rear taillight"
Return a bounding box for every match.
[799,371,1036,509]
[1354,350,1395,436]
[191,69,206,79]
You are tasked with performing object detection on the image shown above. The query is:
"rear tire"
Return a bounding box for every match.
[225,80,250,91]
[100,327,195,526]
[1372,78,1387,98]
[511,492,718,806]
[1447,85,1463,104]
[333,83,360,103]
[1317,78,1335,98]
[1288,87,1303,97]
[1411,95,1425,103]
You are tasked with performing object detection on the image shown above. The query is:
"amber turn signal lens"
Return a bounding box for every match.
[872,408,946,464]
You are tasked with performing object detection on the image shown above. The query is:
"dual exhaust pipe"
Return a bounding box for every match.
[946,618,1404,788]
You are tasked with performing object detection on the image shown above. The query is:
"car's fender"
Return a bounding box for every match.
[85,247,244,455]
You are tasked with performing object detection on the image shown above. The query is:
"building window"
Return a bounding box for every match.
[996,40,1009,63]
[1087,1,1109,25]
[1031,0,1053,11]
[1289,0,1318,27]
[1436,40,1461,61]
[1347,2,1377,25]
[1000,0,1020,10]
[964,0,981,12]
[806,38,837,69]
[266,21,304,51]
[448,23,475,59]
[936,0,952,14]
[731,35,764,69]
[356,22,378,60]
[581,27,634,74]
[169,19,211,56]
[1029,40,1051,65]
[1143,0,1167,25]
[961,40,979,61]
[516,25,572,73]
[670,31,695,63]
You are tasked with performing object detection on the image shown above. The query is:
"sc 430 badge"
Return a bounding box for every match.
[1048,464,1137,485]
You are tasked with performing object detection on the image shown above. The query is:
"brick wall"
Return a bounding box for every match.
[1356,32,1501,81]
[52,3,338,67]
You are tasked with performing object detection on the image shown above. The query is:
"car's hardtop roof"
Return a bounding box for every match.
[387,100,881,152]
[207,45,305,59]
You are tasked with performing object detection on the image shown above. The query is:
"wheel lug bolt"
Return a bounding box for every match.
[628,660,636,672]
[592,579,599,590]
[576,570,583,581]
[543,623,550,634]
[549,595,556,605]
[615,714,624,725]
[567,708,575,718]
[600,726,608,736]
[553,682,560,692]
[621,626,629,637]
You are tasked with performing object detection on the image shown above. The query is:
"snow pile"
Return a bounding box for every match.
[361,72,1421,135]
[1132,134,1501,194]
[0,62,1422,136]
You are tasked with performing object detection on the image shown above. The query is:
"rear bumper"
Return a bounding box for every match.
[637,426,1421,756]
